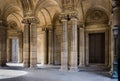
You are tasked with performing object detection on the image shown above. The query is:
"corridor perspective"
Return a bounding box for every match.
[0,0,119,81]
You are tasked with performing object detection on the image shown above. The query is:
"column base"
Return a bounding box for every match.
[30,64,37,68]
[23,63,30,68]
[70,67,79,72]
[48,63,54,66]
[60,66,68,71]
[79,64,85,67]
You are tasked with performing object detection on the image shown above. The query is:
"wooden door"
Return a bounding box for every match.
[89,33,105,64]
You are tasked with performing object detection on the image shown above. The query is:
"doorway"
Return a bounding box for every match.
[89,33,105,64]
[10,38,19,63]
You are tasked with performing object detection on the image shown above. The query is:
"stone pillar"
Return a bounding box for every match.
[30,23,37,67]
[79,27,85,67]
[18,34,23,63]
[60,18,68,71]
[7,38,10,62]
[41,29,47,65]
[23,23,30,67]
[48,29,54,64]
[70,17,78,71]
[0,26,7,66]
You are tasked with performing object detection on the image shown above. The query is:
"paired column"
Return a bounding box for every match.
[23,18,38,68]
[79,27,85,67]
[70,17,79,71]
[48,29,54,64]
[60,18,68,71]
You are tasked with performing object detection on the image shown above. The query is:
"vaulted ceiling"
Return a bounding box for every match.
[0,0,61,31]
[0,0,112,31]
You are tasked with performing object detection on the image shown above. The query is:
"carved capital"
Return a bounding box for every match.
[112,0,120,9]
[22,17,39,24]
[59,11,78,21]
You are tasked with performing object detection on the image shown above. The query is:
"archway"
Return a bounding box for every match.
[85,8,110,67]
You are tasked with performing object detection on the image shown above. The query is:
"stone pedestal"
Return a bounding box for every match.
[48,29,54,65]
[60,19,68,71]
[70,18,79,71]
[79,27,85,67]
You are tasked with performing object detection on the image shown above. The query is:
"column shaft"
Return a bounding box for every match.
[48,29,54,64]
[60,19,68,71]
[7,38,10,62]
[23,23,30,67]
[79,28,85,67]
[70,18,78,71]
[30,23,37,67]
[0,27,7,66]
[41,30,47,65]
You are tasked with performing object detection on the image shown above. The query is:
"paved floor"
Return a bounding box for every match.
[0,63,118,81]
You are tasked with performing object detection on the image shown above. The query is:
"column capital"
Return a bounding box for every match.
[59,11,78,21]
[22,17,39,24]
[59,14,68,21]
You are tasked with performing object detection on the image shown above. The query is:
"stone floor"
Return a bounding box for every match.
[0,63,118,81]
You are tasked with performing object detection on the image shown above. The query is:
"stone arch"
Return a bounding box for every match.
[35,0,61,27]
[84,6,110,66]
[35,0,60,17]
[52,12,61,27]
[52,12,62,65]
[85,6,109,25]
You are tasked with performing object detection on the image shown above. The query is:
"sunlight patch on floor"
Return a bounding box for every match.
[6,63,23,67]
[0,69,28,79]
